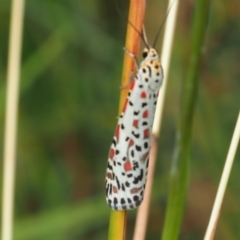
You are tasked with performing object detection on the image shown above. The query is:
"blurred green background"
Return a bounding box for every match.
[0,0,240,239]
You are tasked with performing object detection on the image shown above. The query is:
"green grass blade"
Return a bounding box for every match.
[161,0,211,239]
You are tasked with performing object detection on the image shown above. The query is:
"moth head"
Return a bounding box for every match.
[142,47,159,60]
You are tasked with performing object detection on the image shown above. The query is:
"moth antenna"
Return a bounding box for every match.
[152,0,176,48]
[114,0,149,48]
[142,25,150,48]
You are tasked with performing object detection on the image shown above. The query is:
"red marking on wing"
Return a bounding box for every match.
[124,161,132,171]
[141,91,147,98]
[130,81,135,90]
[133,120,139,128]
[129,139,134,146]
[122,99,128,113]
[113,186,118,193]
[144,129,149,139]
[109,149,115,159]
[143,110,148,118]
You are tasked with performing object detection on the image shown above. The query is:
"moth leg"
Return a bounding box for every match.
[120,48,139,89]
[120,70,135,89]
[123,47,139,69]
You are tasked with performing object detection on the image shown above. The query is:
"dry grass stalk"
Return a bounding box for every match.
[204,112,240,240]
[1,1,25,240]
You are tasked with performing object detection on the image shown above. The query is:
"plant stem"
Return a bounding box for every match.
[161,0,211,239]
[108,0,145,239]
[1,1,25,240]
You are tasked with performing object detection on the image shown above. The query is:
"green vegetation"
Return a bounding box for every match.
[162,1,210,239]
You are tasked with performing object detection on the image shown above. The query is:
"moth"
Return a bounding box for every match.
[105,26,164,210]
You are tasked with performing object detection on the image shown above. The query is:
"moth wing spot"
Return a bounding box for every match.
[144,129,150,139]
[106,172,113,180]
[115,125,120,139]
[124,161,132,171]
[113,186,118,193]
[140,91,147,98]
[133,120,139,128]
[143,110,148,118]
[130,187,142,194]
[109,149,115,159]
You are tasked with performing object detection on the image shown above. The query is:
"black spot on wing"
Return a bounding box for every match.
[142,121,148,126]
[112,138,116,146]
[109,184,112,195]
[134,111,140,116]
[116,177,120,189]
[142,102,147,108]
[147,65,152,77]
[131,150,134,157]
[107,162,112,170]
[132,131,140,138]
[136,145,142,151]
[133,195,139,202]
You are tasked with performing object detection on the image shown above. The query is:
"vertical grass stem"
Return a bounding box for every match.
[1,1,25,240]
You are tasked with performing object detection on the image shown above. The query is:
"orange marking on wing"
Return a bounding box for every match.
[109,149,115,159]
[124,161,132,171]
[141,91,147,98]
[143,110,148,118]
[144,129,149,139]
[133,119,139,128]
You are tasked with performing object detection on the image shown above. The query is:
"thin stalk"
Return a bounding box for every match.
[161,0,211,239]
[1,1,25,240]
[108,0,145,239]
[133,1,179,239]
[204,112,240,240]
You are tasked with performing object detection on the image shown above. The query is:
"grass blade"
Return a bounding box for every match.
[161,0,211,239]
